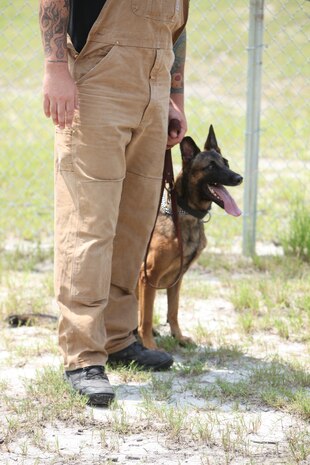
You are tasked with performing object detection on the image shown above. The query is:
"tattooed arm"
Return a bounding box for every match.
[39,0,78,129]
[167,29,187,148]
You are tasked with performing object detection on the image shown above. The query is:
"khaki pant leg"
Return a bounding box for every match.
[104,81,172,353]
[55,103,130,370]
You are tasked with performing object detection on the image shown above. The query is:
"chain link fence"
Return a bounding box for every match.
[1,0,309,255]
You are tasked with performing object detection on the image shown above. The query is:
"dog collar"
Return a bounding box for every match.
[176,196,212,220]
[160,196,211,222]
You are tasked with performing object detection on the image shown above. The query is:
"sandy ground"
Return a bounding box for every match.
[0,269,309,465]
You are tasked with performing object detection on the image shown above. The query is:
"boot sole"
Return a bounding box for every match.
[64,373,115,406]
[87,392,115,406]
[108,358,174,371]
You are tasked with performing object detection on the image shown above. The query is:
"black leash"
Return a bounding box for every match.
[143,120,184,290]
[6,313,58,327]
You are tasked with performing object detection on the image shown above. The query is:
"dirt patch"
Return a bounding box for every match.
[0,264,309,465]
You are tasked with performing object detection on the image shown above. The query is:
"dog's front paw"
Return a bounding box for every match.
[141,337,159,351]
[176,334,195,347]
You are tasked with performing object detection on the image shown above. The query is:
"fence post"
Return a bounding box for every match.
[242,0,265,256]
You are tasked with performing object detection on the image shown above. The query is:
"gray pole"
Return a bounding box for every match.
[243,0,265,256]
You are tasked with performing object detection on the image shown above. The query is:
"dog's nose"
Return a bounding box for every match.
[235,175,243,185]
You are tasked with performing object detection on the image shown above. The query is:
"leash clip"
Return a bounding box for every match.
[165,182,175,198]
[201,212,212,223]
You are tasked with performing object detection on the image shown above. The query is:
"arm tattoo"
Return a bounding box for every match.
[171,29,186,94]
[39,0,69,61]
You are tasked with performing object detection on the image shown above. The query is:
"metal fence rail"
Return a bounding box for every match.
[1,0,309,255]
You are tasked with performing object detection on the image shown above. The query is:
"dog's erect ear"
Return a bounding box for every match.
[180,136,201,165]
[204,125,220,153]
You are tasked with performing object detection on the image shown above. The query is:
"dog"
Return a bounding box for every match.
[138,125,243,350]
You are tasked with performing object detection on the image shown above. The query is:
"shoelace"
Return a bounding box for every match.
[84,366,106,380]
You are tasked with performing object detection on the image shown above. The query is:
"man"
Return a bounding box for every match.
[39,0,188,406]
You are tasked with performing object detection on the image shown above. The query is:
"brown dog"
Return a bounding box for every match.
[138,125,243,350]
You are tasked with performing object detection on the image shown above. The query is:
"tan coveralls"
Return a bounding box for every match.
[55,0,188,370]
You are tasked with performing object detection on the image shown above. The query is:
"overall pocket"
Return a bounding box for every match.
[74,43,117,84]
[131,0,177,22]
[55,127,74,172]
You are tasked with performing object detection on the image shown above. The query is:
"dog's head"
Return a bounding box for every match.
[178,125,243,217]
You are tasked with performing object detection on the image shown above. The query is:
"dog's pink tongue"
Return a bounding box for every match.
[211,185,242,217]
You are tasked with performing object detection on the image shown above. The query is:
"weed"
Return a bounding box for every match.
[274,318,290,339]
[110,403,131,435]
[221,423,234,454]
[193,418,215,444]
[20,440,28,456]
[32,426,45,448]
[106,362,151,384]
[197,252,251,275]
[174,359,206,376]
[99,429,108,448]
[181,279,214,300]
[185,356,310,420]
[250,360,310,419]
[0,380,9,393]
[140,387,157,418]
[0,273,54,321]
[150,373,174,401]
[228,274,310,342]
[152,309,161,328]
[155,335,180,353]
[161,405,186,440]
[230,280,260,313]
[238,310,255,333]
[248,414,262,434]
[3,416,21,444]
[286,425,310,464]
[0,245,53,273]
[291,390,310,419]
[192,321,213,345]
[207,345,244,365]
[216,378,251,400]
[191,383,218,401]
[53,435,60,454]
[281,197,310,262]
[140,393,184,439]
[43,272,54,297]
[251,359,310,390]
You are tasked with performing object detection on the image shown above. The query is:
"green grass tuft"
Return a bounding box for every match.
[281,197,310,262]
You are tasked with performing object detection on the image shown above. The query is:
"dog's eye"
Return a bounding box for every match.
[205,162,215,170]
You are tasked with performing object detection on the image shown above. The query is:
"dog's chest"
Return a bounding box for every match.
[181,219,207,266]
[154,214,207,267]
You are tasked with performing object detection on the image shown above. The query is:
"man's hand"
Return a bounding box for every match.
[167,97,187,149]
[43,62,79,129]
[39,1,77,129]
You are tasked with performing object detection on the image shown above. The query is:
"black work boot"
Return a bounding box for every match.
[108,342,173,370]
[64,365,115,406]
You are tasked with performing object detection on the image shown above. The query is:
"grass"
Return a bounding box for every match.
[281,196,310,262]
[192,321,213,345]
[213,359,310,419]
[106,362,151,384]
[0,0,309,250]
[2,366,88,447]
[0,245,53,273]
[0,270,54,321]
[228,275,310,341]
[1,299,309,463]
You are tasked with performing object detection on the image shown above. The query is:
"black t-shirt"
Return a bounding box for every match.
[68,0,107,53]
